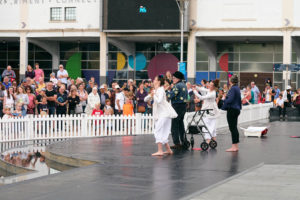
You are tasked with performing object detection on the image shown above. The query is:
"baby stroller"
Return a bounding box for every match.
[185,109,217,151]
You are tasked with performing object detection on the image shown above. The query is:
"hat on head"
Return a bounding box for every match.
[100,85,105,89]
[173,71,185,80]
[128,79,133,83]
[287,85,292,90]
[115,85,120,89]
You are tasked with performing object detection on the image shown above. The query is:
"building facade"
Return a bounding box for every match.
[0,0,299,90]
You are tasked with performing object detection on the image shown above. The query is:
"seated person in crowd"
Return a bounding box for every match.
[123,98,134,116]
[275,93,284,117]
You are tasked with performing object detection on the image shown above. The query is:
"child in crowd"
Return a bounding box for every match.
[50,73,58,86]
[104,99,114,115]
[12,103,24,117]
[92,103,104,117]
[275,93,284,117]
[39,96,49,116]
[123,98,134,116]
[2,107,12,119]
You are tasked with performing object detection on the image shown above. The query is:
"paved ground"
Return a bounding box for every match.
[0,121,299,200]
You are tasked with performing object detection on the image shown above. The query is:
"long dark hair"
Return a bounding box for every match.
[156,75,165,86]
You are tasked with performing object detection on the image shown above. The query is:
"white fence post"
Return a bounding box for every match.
[135,113,142,135]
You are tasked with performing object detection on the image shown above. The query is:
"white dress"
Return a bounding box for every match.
[194,87,219,140]
[86,93,100,115]
[152,87,174,144]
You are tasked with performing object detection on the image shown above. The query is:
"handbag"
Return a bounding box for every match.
[75,104,83,114]
[164,101,178,119]
[137,105,146,113]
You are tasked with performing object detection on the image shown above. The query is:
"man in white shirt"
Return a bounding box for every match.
[57,64,68,85]
[115,85,125,115]
[275,93,284,117]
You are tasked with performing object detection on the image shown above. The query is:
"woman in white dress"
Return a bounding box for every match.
[193,79,220,143]
[86,87,100,115]
[151,75,177,156]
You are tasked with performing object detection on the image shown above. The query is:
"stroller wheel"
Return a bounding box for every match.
[190,137,194,149]
[209,140,217,149]
[201,142,209,151]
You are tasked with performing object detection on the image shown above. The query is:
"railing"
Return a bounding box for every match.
[0,103,273,143]
[0,114,155,143]
[184,103,273,130]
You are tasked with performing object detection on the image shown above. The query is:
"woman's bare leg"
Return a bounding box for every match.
[152,143,164,156]
[163,143,173,155]
[226,143,239,152]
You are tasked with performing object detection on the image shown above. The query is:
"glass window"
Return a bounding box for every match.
[135,71,148,80]
[0,51,6,59]
[240,53,273,62]
[196,52,209,62]
[196,62,208,71]
[65,7,76,21]
[240,63,274,72]
[50,7,62,21]
[274,73,283,82]
[291,72,297,82]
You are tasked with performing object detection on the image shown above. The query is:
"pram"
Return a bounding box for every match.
[184,109,217,151]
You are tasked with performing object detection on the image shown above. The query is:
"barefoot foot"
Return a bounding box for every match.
[152,152,164,156]
[163,150,173,155]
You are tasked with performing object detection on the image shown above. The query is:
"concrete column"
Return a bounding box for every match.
[187,31,196,83]
[19,33,28,81]
[283,29,292,89]
[100,32,108,85]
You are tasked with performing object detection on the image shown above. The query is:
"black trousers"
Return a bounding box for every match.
[227,108,240,144]
[171,103,186,145]
[277,106,283,116]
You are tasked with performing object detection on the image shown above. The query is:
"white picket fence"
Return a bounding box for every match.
[0,103,273,143]
[0,114,154,143]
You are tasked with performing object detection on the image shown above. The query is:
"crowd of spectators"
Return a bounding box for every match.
[0,63,299,120]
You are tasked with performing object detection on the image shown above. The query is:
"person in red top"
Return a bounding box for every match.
[92,103,104,117]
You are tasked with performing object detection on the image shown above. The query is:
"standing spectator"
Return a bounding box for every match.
[34,63,44,83]
[67,89,80,115]
[136,83,148,113]
[37,77,46,93]
[104,99,114,115]
[12,80,17,93]
[115,85,125,115]
[123,98,134,116]
[275,93,284,117]
[242,85,252,106]
[50,73,58,86]
[0,83,5,117]
[293,88,300,114]
[99,85,109,110]
[2,65,16,82]
[15,86,29,116]
[144,87,155,114]
[217,89,225,109]
[92,103,104,117]
[86,87,100,115]
[222,75,241,152]
[2,76,12,89]
[273,85,281,100]
[4,87,15,112]
[56,85,68,116]
[143,80,150,93]
[266,78,272,87]
[35,88,46,114]
[86,80,94,94]
[57,64,68,85]
[13,103,25,117]
[165,71,173,83]
[103,84,111,98]
[2,107,12,119]
[78,83,88,112]
[223,84,229,93]
[25,86,36,115]
[251,81,260,104]
[45,82,57,115]
[263,84,272,103]
[25,65,35,79]
[39,96,49,116]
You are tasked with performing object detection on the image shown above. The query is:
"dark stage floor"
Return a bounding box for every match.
[0,121,300,200]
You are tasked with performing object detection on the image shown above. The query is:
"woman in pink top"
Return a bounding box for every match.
[34,63,44,83]
[25,86,36,115]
